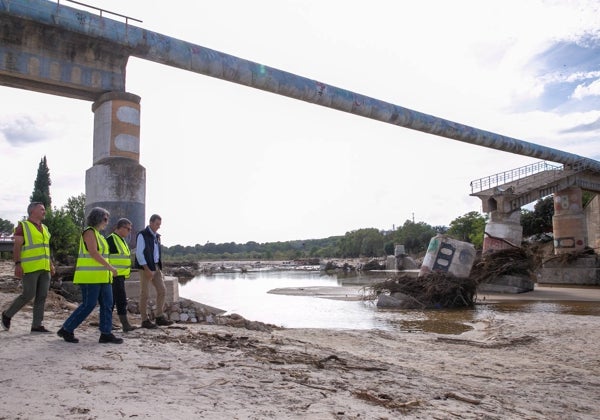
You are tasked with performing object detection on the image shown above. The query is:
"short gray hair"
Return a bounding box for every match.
[86,207,109,228]
[27,202,44,215]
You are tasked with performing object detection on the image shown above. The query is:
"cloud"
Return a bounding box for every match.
[572,78,600,100]
[560,116,600,134]
[523,38,600,113]
[0,116,50,146]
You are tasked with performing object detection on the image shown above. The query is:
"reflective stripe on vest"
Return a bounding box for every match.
[108,233,131,277]
[73,227,112,284]
[20,221,51,273]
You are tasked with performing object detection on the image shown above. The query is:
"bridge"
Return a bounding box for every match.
[1,0,600,261]
[471,160,600,211]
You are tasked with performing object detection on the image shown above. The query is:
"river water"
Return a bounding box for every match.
[177,270,600,333]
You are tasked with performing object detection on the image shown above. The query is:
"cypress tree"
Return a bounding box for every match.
[30,155,52,209]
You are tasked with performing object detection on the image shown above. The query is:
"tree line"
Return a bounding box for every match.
[2,156,584,263]
[158,210,487,261]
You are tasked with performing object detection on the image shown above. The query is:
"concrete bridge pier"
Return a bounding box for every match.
[552,186,586,254]
[86,92,145,237]
[483,210,523,253]
[541,186,598,284]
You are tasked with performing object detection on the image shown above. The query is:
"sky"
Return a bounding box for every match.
[1,0,600,247]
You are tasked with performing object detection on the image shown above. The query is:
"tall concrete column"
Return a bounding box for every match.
[584,195,600,251]
[86,92,145,239]
[553,186,587,254]
[482,210,523,253]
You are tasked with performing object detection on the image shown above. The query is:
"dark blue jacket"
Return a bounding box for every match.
[134,226,162,271]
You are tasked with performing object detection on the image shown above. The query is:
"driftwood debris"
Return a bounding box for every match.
[81,365,114,371]
[469,247,538,284]
[543,247,596,265]
[352,389,420,410]
[436,335,537,348]
[471,245,597,283]
[137,365,172,371]
[368,272,478,309]
[368,244,565,308]
[444,391,481,405]
[316,355,388,372]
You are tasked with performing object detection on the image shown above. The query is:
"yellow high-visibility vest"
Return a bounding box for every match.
[73,227,112,284]
[108,232,131,278]
[19,221,51,273]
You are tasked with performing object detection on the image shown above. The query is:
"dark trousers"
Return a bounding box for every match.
[111,276,128,315]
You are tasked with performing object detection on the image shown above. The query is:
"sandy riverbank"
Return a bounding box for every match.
[1,260,600,419]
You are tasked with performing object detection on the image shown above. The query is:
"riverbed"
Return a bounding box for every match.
[178,270,600,334]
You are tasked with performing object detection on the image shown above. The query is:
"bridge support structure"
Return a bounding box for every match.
[87,91,145,236]
[552,186,586,254]
[481,186,588,256]
[483,210,523,254]
[585,195,600,251]
[538,187,599,285]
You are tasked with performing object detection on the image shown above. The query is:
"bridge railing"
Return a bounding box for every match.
[58,0,142,24]
[470,161,563,193]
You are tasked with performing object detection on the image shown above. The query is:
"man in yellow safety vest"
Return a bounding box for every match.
[2,202,55,333]
[106,218,137,332]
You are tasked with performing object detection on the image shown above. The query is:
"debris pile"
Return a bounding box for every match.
[367,272,477,309]
[543,247,596,265]
[469,247,538,284]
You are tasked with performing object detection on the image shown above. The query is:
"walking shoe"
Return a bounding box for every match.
[122,324,137,332]
[118,315,137,332]
[57,327,79,343]
[141,319,157,329]
[99,333,124,344]
[1,311,10,331]
[155,316,173,326]
[31,326,51,333]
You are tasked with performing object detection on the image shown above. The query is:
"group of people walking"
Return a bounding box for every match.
[1,203,173,344]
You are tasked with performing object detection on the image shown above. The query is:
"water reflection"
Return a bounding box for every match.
[178,271,599,333]
[179,271,382,330]
[382,308,478,334]
[480,300,600,316]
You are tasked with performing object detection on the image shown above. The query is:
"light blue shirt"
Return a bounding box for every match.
[135,227,160,266]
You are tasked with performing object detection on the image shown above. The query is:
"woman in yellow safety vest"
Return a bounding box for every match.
[57,207,123,344]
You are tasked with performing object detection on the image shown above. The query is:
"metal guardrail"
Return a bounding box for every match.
[59,0,142,24]
[470,161,563,193]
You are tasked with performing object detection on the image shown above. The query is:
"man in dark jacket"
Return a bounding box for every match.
[135,214,173,328]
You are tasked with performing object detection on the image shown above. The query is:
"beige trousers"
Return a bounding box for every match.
[139,269,167,320]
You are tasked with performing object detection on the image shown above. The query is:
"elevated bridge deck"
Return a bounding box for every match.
[471,161,600,212]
